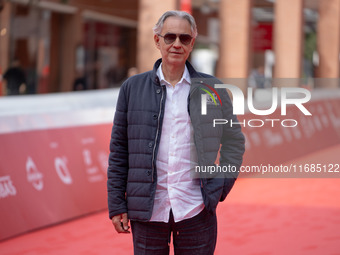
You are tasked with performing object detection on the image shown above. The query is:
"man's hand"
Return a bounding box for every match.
[111,213,130,233]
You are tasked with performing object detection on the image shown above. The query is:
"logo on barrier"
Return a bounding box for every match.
[55,157,72,185]
[26,157,44,191]
[98,151,109,173]
[82,149,104,183]
[0,176,17,198]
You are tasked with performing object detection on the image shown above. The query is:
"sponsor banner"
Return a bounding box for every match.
[0,124,111,240]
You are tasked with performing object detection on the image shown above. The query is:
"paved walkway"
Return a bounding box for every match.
[1,145,340,255]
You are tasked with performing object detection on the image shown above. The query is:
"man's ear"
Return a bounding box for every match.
[154,34,161,49]
[189,37,195,52]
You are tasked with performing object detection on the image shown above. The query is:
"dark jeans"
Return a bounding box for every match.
[131,208,217,255]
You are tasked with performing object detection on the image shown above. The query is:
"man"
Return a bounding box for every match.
[107,10,245,254]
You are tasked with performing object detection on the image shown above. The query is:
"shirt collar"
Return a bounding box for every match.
[156,63,191,87]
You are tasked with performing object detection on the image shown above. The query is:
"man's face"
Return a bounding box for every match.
[154,16,195,67]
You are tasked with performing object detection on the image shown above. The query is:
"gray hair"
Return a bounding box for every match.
[153,10,198,38]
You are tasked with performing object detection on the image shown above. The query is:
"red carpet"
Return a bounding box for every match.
[1,144,340,255]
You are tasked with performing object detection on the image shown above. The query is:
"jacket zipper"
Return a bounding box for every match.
[151,86,165,182]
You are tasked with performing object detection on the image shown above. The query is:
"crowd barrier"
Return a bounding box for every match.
[0,88,340,241]
[240,90,340,167]
[0,90,118,241]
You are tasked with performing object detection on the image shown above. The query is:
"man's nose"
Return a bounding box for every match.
[173,37,182,47]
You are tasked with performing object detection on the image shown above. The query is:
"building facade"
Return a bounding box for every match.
[0,0,339,96]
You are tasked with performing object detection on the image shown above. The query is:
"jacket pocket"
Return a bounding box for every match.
[219,177,236,202]
[201,178,224,212]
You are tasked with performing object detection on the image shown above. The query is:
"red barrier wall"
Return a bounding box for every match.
[0,124,111,240]
[0,89,340,241]
[240,98,340,167]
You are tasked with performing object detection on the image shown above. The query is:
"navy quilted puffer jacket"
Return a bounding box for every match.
[107,59,245,220]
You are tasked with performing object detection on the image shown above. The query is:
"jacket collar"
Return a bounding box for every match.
[151,58,203,86]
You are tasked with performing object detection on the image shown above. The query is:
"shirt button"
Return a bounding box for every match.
[156,88,161,94]
[146,170,151,176]
[153,114,158,120]
[148,142,153,148]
